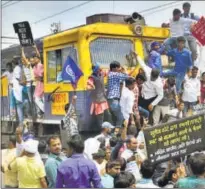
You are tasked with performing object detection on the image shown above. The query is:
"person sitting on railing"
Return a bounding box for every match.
[181,2,200,62]
[162,8,197,59]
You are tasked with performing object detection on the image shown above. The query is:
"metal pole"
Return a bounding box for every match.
[1,36,18,39]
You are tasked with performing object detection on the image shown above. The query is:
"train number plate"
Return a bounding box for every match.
[51,93,69,115]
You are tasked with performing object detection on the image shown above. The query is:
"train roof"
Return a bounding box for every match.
[44,22,170,48]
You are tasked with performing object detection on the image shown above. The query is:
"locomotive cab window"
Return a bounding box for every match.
[90,37,134,68]
[47,45,78,83]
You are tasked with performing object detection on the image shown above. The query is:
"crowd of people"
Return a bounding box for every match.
[2,45,44,123]
[1,2,205,189]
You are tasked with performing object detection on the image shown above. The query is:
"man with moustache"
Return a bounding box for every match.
[45,136,67,188]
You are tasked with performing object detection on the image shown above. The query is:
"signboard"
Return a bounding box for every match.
[144,113,205,164]
[13,21,34,46]
[193,104,205,114]
[192,17,205,46]
[51,93,69,115]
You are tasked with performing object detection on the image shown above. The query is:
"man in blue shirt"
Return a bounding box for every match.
[181,2,200,61]
[176,153,205,188]
[163,36,193,94]
[45,136,66,188]
[56,135,102,188]
[148,42,163,75]
[101,160,121,188]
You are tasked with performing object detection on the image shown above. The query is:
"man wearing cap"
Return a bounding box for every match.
[15,126,42,162]
[148,42,163,75]
[95,122,114,147]
[8,139,48,188]
[163,36,193,94]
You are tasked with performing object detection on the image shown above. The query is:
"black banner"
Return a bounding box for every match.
[13,21,34,46]
[144,113,205,164]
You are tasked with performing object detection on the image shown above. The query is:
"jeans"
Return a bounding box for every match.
[16,100,24,124]
[27,86,32,103]
[16,99,30,124]
[8,88,16,115]
[164,37,189,51]
[27,85,37,117]
[184,35,197,60]
[108,99,124,127]
[162,70,185,94]
[183,101,198,115]
[138,106,150,118]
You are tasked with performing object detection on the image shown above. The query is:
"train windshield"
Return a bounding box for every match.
[47,45,78,83]
[90,37,134,68]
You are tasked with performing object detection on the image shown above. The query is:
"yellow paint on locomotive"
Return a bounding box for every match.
[43,22,170,93]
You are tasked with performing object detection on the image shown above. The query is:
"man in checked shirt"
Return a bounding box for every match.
[107,60,137,128]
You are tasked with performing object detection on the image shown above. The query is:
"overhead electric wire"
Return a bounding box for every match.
[144,1,184,16]
[1,1,11,6]
[139,1,179,14]
[2,36,18,39]
[33,0,94,24]
[2,1,21,8]
[2,42,19,45]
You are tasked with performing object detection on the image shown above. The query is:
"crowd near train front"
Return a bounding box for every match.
[1,2,205,189]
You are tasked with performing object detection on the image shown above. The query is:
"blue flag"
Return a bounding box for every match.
[61,56,83,86]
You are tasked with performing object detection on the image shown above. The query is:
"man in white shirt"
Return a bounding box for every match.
[120,77,135,123]
[133,53,164,114]
[12,58,25,123]
[95,122,114,147]
[182,66,201,115]
[163,9,196,52]
[121,136,141,182]
[181,2,200,61]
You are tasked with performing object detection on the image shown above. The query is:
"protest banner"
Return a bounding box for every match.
[144,113,205,164]
[192,17,205,46]
[13,21,34,46]
[193,104,205,115]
